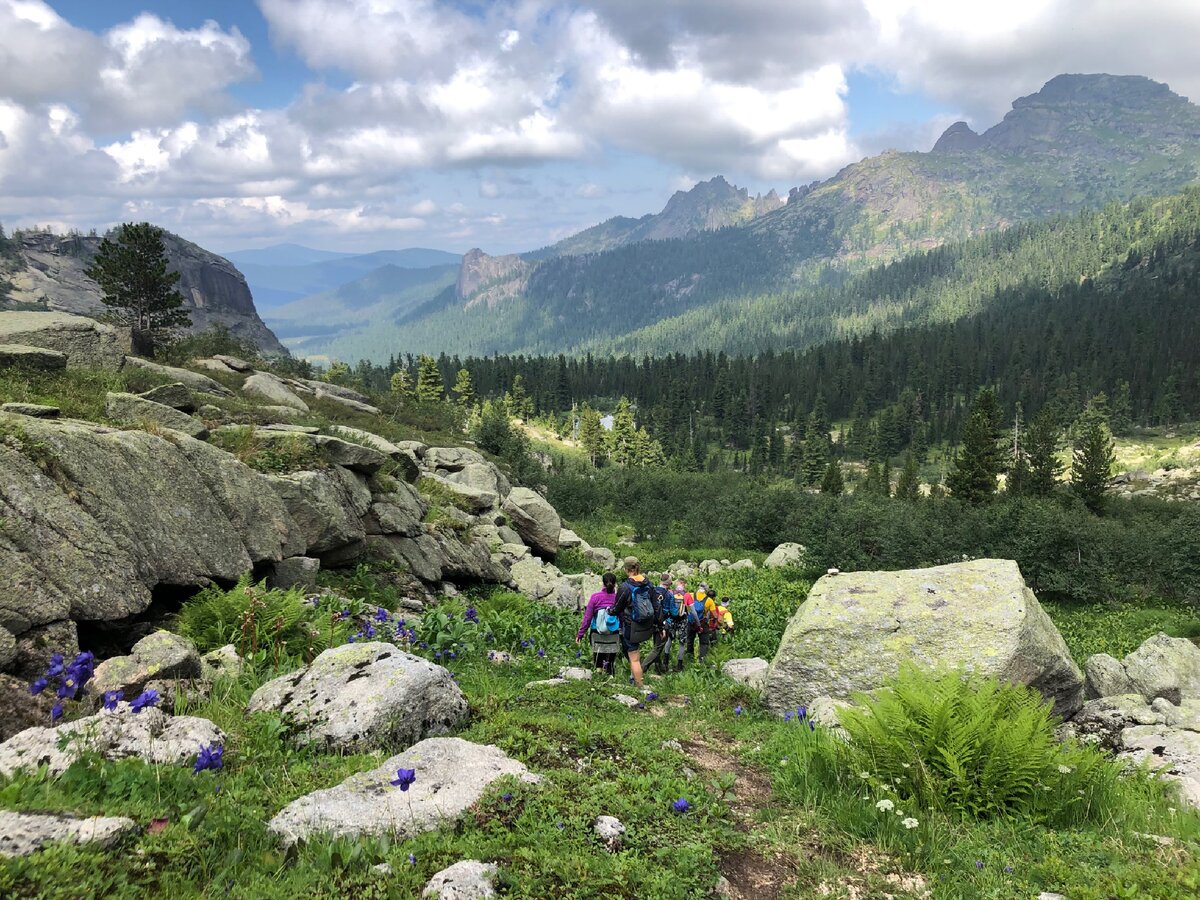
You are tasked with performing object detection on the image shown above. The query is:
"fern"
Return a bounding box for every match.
[836,664,1150,825]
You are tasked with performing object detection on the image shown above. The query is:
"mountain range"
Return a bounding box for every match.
[267,73,1200,363]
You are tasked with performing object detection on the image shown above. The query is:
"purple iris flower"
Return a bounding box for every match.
[390,768,417,791]
[29,677,49,696]
[102,690,123,710]
[130,689,160,713]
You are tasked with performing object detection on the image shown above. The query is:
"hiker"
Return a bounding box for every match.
[686,585,720,664]
[577,572,620,673]
[656,576,691,673]
[642,574,679,674]
[610,556,664,689]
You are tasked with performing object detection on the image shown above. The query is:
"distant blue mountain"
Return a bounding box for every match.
[227,246,463,310]
[223,243,356,268]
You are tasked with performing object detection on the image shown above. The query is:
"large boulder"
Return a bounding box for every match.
[0,311,124,371]
[501,487,561,558]
[364,483,426,538]
[0,673,56,741]
[243,372,309,412]
[104,392,208,439]
[509,557,581,609]
[763,559,1085,718]
[764,543,807,569]
[0,344,67,371]
[0,705,225,777]
[268,467,371,556]
[722,658,769,690]
[1084,654,1136,700]
[1121,633,1200,704]
[0,811,138,857]
[444,462,510,500]
[268,737,539,846]
[138,382,196,412]
[247,643,468,753]
[423,446,488,472]
[123,356,234,396]
[91,632,202,697]
[0,417,295,632]
[427,474,497,513]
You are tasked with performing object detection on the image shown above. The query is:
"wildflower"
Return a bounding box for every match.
[646,691,658,701]
[46,654,64,677]
[521,639,531,648]
[975,860,984,870]
[537,649,546,658]
[419,641,428,649]
[809,720,816,731]
[102,690,123,710]
[858,771,870,779]
[1004,865,1013,874]
[364,625,377,639]
[130,689,160,713]
[902,817,919,829]
[575,650,582,658]
[448,651,456,659]
[408,853,416,865]
[901,762,911,769]
[1057,764,1073,774]
[374,608,389,623]
[434,650,442,659]
[51,702,64,723]
[29,677,48,695]
[796,706,807,720]
[501,793,513,802]
[784,711,793,722]
[464,607,479,623]
[390,767,417,791]
[193,744,224,774]
[876,799,895,812]
[672,798,690,814]
[734,705,743,716]
[556,822,565,830]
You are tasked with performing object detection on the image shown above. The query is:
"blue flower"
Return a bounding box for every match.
[537,649,546,658]
[464,607,479,623]
[29,677,48,696]
[797,706,807,720]
[672,798,690,814]
[50,701,64,723]
[408,853,416,865]
[102,690,123,710]
[56,678,78,700]
[783,711,793,722]
[364,625,377,639]
[434,650,442,659]
[556,821,565,830]
[1004,865,1013,874]
[419,641,428,649]
[46,653,64,678]
[808,720,816,731]
[501,792,513,802]
[646,691,658,701]
[193,743,224,774]
[975,860,984,870]
[448,651,456,659]
[374,608,390,623]
[130,689,160,713]
[390,767,417,791]
[734,705,743,716]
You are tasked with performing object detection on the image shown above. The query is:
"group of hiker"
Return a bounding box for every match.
[575,556,734,688]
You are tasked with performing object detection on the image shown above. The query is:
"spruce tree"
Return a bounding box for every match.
[610,398,637,466]
[415,355,445,403]
[390,369,412,399]
[946,388,1004,504]
[452,367,475,406]
[84,222,189,356]
[578,405,606,466]
[1110,381,1134,435]
[1025,410,1063,497]
[820,460,844,495]
[1071,417,1115,514]
[895,453,921,501]
[801,413,829,485]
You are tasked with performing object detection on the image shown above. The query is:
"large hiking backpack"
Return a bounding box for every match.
[627,578,659,625]
[593,607,620,634]
[658,587,681,618]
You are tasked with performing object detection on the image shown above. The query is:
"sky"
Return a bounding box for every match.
[2,1,1199,256]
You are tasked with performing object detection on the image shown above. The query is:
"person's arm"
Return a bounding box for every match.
[611,584,629,618]
[577,595,598,641]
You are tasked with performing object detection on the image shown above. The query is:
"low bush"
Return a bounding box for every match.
[207,427,323,474]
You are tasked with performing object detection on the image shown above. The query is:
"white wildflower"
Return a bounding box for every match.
[901,762,911,769]
[1057,764,1073,774]
[902,817,919,829]
[859,771,870,779]
[876,799,895,812]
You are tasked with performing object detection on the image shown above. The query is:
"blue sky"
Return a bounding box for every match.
[3,1,1198,254]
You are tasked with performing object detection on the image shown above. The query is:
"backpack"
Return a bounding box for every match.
[593,607,620,634]
[658,587,681,618]
[627,578,659,625]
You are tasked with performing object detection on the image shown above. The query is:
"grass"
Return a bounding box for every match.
[3,567,1198,898]
[0,367,177,422]
[1043,596,1200,663]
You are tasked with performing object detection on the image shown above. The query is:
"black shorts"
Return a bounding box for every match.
[621,624,654,653]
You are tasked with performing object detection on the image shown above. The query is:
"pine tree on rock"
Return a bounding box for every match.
[83,222,190,356]
[1071,416,1115,514]
[415,355,445,403]
[946,388,1005,504]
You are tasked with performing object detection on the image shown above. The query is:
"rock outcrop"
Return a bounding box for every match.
[5,230,284,353]
[0,311,124,371]
[502,488,561,558]
[1085,633,1200,704]
[91,632,202,697]
[247,643,468,753]
[268,737,540,846]
[0,811,138,857]
[423,860,501,898]
[764,559,1085,717]
[764,543,807,569]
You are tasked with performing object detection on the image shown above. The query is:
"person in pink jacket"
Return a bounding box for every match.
[576,572,619,673]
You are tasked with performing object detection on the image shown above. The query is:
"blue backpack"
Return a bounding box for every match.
[627,578,659,625]
[592,607,620,634]
[658,587,681,618]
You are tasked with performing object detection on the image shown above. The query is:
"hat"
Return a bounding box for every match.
[622,555,640,571]
[698,582,709,591]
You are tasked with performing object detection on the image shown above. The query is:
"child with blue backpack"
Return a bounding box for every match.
[576,572,620,673]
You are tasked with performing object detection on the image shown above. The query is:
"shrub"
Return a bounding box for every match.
[208,427,323,474]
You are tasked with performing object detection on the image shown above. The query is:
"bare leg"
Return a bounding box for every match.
[629,650,644,687]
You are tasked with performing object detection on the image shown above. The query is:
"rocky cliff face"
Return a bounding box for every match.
[455,248,530,306]
[3,230,285,353]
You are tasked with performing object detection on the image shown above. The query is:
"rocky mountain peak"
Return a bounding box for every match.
[932,121,982,153]
[455,249,529,306]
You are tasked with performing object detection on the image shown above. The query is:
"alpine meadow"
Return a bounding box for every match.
[2,4,1200,899]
